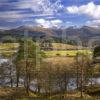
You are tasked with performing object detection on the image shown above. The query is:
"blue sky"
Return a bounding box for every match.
[0,0,100,29]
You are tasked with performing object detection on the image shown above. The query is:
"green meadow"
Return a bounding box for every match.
[0,43,92,57]
[0,43,19,57]
[44,50,92,57]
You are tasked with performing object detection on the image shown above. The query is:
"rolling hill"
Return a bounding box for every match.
[0,26,100,46]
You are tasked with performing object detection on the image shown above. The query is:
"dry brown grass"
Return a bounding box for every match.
[52,43,77,50]
[43,57,75,66]
[0,87,15,96]
[50,90,94,100]
[0,87,36,97]
[0,43,19,50]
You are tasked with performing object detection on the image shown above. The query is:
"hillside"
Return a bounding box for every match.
[52,43,77,50]
[0,26,100,46]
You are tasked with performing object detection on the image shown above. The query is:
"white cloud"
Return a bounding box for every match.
[0,10,35,23]
[0,0,63,23]
[15,0,63,15]
[66,2,100,19]
[86,20,100,28]
[35,18,63,28]
[51,19,62,26]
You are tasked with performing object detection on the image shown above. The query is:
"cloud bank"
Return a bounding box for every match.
[0,0,100,29]
[35,18,63,28]
[66,2,100,20]
[14,0,63,15]
[86,20,100,28]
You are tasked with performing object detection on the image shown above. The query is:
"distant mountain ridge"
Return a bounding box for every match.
[0,26,100,45]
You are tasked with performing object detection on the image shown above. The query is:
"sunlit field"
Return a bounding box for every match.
[0,43,19,57]
[0,43,92,57]
[0,43,19,50]
[44,50,92,57]
[51,43,78,49]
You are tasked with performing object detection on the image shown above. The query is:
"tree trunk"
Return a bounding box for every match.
[16,72,20,87]
[11,77,13,88]
[76,65,79,89]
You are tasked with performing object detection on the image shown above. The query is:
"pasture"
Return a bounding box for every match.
[0,43,19,57]
[44,50,92,57]
[0,43,19,50]
[0,43,92,57]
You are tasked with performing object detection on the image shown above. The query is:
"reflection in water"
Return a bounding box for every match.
[30,78,100,93]
[0,58,9,64]
[0,58,100,93]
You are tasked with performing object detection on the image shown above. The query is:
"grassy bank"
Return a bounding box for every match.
[0,87,99,100]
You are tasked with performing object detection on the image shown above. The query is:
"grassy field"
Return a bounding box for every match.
[43,43,92,57]
[0,43,19,50]
[44,50,92,57]
[51,43,78,50]
[43,57,75,66]
[0,43,19,57]
[0,43,92,57]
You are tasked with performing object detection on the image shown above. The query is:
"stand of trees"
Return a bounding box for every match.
[75,53,94,97]
[14,38,45,95]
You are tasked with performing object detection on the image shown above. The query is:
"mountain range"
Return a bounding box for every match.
[0,26,100,46]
